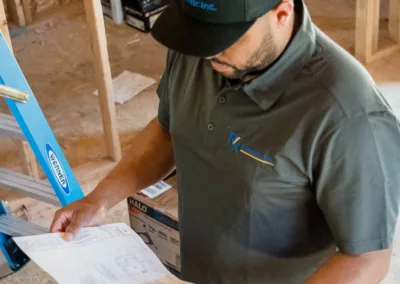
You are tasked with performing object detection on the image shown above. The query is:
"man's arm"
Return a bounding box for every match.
[306,248,392,284]
[50,118,175,238]
[86,117,175,210]
[310,111,400,284]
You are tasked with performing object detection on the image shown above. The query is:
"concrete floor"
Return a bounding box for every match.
[0,0,399,282]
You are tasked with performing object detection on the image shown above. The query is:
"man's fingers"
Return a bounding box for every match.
[64,212,87,240]
[50,210,71,233]
[61,232,74,242]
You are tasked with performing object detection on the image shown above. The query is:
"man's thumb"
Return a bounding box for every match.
[64,212,86,241]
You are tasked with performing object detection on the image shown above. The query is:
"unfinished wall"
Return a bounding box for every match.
[3,0,80,23]
[35,0,80,14]
[3,0,8,19]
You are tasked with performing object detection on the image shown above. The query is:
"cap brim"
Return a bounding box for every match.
[151,1,255,58]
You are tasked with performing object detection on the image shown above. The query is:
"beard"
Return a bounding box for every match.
[207,32,278,80]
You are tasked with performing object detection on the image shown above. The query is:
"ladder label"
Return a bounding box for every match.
[46,144,70,195]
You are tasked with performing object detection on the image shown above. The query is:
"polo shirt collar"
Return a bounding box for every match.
[243,2,316,110]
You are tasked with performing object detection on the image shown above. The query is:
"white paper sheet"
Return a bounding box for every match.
[13,223,189,284]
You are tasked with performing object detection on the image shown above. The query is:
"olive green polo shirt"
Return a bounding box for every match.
[156,2,400,284]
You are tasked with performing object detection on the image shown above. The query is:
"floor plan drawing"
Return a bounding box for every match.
[13,223,190,284]
[115,254,147,275]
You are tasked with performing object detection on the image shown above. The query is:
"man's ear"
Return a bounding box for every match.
[272,0,295,28]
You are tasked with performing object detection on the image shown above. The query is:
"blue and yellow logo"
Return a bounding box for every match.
[228,132,275,166]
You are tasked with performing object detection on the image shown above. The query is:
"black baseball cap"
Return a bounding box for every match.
[151,0,282,57]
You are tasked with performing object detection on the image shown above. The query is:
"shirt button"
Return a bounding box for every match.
[207,123,215,131]
[218,96,226,104]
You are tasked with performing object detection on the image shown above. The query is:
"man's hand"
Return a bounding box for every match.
[306,248,392,284]
[50,197,107,241]
[49,118,175,241]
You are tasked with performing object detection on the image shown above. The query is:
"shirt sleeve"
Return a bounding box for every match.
[314,111,400,255]
[156,50,173,130]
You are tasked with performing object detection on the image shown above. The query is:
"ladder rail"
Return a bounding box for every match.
[0,168,60,206]
[0,215,48,237]
[0,113,26,141]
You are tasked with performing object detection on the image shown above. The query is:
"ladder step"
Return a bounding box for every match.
[0,113,25,141]
[0,168,60,206]
[0,215,47,237]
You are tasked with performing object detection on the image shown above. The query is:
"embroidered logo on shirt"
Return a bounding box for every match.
[228,131,275,166]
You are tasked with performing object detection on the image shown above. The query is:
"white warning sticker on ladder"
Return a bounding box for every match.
[141,181,172,199]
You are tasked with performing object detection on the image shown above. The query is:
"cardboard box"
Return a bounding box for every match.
[127,177,181,276]
[101,0,124,24]
[124,4,168,33]
[124,0,170,13]
[101,0,113,19]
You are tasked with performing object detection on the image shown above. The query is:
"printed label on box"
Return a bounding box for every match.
[141,181,172,199]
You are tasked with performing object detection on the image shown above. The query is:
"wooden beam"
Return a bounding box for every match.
[83,0,122,162]
[355,0,380,62]
[372,0,380,53]
[18,140,39,178]
[389,0,400,43]
[370,43,400,62]
[0,0,12,47]
[21,0,32,25]
[6,0,26,27]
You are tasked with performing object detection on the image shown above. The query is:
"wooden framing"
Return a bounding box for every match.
[389,0,400,43]
[355,0,400,63]
[5,0,33,27]
[21,0,32,25]
[0,0,121,177]
[18,140,39,178]
[84,0,122,162]
[6,0,25,27]
[0,0,11,45]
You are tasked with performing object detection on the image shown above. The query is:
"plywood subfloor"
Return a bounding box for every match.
[0,0,399,282]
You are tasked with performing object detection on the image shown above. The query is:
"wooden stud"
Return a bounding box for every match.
[18,140,40,178]
[0,0,12,48]
[389,0,400,43]
[372,0,380,53]
[355,0,380,62]
[6,0,26,27]
[83,0,122,162]
[21,0,32,25]
[370,44,400,62]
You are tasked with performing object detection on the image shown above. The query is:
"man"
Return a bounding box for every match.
[50,0,400,283]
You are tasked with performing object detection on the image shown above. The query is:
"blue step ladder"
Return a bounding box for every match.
[0,31,84,276]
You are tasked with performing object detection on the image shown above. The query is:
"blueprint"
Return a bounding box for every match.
[13,223,189,284]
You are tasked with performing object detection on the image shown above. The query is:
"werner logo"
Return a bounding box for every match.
[186,0,217,11]
[46,143,70,195]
